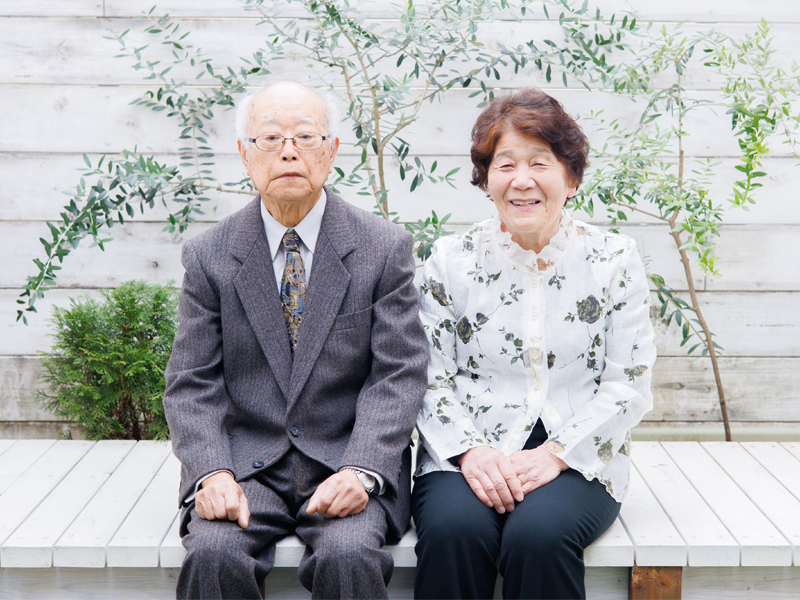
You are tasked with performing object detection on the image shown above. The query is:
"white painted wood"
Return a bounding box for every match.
[8,287,799,359]
[4,16,798,88]
[9,356,800,426]
[661,442,791,566]
[3,152,800,226]
[0,439,56,495]
[0,439,16,457]
[159,514,185,568]
[102,450,180,567]
[681,566,800,599]
[0,567,181,599]
[632,442,739,566]
[1,440,135,568]
[1,86,781,159]
[617,463,687,566]
[584,517,634,567]
[781,441,800,463]
[0,1,103,17]
[702,442,800,567]
[387,529,417,569]
[101,0,800,23]
[742,442,800,503]
[53,441,172,567]
[0,440,93,550]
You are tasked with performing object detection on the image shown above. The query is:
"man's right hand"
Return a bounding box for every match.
[196,471,250,529]
[458,445,524,514]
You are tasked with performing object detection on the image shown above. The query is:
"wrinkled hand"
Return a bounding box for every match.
[459,445,524,514]
[509,447,568,495]
[307,471,369,518]
[196,471,250,529]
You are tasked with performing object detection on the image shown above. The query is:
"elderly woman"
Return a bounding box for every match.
[412,88,656,600]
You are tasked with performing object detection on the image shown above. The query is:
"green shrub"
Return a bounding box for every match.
[37,280,178,440]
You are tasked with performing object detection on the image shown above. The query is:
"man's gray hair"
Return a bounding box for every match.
[235,80,341,147]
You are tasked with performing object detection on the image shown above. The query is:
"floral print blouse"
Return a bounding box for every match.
[416,211,656,501]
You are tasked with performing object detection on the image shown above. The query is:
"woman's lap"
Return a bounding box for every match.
[411,469,620,599]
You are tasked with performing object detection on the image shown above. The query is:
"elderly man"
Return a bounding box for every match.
[163,81,428,599]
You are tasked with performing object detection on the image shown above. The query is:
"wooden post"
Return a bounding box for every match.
[629,566,682,600]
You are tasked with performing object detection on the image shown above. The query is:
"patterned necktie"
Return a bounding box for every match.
[280,229,306,357]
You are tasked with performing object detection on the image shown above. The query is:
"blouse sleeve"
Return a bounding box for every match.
[416,244,483,469]
[547,240,656,475]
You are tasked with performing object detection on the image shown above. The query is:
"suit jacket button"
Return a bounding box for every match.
[290,427,300,437]
[253,460,264,468]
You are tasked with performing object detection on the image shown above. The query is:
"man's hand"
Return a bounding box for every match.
[458,445,524,514]
[508,447,568,495]
[196,471,250,529]
[306,471,369,518]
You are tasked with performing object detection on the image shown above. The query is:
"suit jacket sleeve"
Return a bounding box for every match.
[163,241,234,500]
[339,229,428,496]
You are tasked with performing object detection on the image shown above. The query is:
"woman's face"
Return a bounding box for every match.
[487,129,576,253]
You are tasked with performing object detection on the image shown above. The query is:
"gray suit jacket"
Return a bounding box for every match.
[164,189,428,539]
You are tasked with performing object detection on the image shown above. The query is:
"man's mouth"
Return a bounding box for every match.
[279,172,302,178]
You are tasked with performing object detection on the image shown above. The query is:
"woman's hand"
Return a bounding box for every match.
[459,445,525,513]
[509,446,569,495]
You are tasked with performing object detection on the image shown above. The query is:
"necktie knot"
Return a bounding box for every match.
[283,230,302,253]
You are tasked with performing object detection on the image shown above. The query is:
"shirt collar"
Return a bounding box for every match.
[488,208,574,272]
[260,189,327,260]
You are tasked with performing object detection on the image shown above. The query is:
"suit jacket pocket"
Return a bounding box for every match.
[330,304,373,330]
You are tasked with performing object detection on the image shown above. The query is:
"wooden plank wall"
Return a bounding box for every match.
[1,1,798,439]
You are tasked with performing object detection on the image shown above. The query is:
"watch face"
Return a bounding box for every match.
[358,471,376,492]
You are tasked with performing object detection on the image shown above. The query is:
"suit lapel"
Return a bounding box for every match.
[289,190,356,402]
[231,197,293,400]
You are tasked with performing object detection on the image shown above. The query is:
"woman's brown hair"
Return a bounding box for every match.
[470,88,589,191]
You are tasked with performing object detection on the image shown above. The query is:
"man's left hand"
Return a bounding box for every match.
[509,447,569,495]
[306,471,369,518]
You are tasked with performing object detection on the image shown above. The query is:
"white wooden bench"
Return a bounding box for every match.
[1,439,800,599]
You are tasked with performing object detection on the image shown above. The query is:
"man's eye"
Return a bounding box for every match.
[262,135,283,142]
[296,133,315,141]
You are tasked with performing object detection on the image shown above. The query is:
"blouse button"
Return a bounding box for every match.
[530,312,539,320]
[530,278,541,288]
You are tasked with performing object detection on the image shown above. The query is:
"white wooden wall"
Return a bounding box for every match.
[1,1,798,439]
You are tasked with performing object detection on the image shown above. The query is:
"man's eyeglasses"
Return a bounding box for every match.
[247,133,329,152]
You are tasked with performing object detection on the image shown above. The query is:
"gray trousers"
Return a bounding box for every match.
[177,448,393,599]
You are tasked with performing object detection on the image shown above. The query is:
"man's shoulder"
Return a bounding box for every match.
[327,190,412,246]
[183,197,261,255]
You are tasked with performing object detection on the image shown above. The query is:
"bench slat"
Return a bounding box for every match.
[618,464,687,567]
[745,442,800,503]
[0,439,16,458]
[0,440,93,554]
[584,517,634,567]
[632,442,739,566]
[0,439,56,495]
[160,514,186,568]
[108,451,181,567]
[662,441,791,566]
[1,440,135,567]
[703,441,800,568]
[54,440,172,567]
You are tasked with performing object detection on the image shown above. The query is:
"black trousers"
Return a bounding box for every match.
[411,421,620,600]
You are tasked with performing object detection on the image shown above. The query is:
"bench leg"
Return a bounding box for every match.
[628,566,682,600]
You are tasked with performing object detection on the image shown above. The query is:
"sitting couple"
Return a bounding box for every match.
[163,81,655,600]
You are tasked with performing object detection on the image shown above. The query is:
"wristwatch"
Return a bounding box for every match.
[343,467,377,493]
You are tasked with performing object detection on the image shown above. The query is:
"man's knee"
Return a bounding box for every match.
[183,519,252,572]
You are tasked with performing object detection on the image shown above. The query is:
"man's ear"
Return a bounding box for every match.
[329,136,340,167]
[238,139,248,168]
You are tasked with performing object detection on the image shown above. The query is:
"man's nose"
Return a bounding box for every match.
[280,140,299,161]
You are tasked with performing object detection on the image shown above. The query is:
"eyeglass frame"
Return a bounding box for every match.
[246,133,330,152]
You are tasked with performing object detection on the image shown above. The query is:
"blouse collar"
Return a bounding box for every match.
[486,209,575,272]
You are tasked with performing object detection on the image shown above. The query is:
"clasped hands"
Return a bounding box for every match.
[459,444,568,514]
[195,470,369,528]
